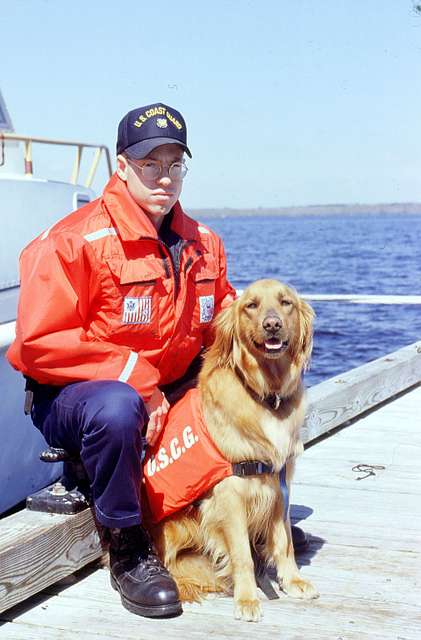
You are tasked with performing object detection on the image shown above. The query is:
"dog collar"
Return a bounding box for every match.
[234,367,289,411]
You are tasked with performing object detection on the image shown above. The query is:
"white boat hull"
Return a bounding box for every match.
[0,344,62,514]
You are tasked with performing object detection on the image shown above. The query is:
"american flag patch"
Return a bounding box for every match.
[122,297,152,324]
[199,295,214,323]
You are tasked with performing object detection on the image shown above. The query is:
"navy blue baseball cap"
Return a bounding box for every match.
[116,103,192,159]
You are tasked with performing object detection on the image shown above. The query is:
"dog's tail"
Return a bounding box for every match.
[170,551,229,602]
[154,514,230,602]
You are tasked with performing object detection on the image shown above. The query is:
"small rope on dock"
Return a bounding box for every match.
[352,463,386,480]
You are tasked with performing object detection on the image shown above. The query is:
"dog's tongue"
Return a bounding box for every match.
[265,341,283,350]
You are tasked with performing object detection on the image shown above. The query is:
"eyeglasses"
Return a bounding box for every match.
[128,158,188,181]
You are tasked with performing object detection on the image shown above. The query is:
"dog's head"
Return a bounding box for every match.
[211,279,314,379]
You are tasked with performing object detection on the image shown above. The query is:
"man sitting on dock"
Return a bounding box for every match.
[7,103,307,619]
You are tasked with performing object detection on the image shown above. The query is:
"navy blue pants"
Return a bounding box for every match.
[31,380,148,529]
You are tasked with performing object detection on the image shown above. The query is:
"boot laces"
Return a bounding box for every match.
[112,526,168,577]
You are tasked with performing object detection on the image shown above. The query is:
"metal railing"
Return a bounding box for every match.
[0,132,113,188]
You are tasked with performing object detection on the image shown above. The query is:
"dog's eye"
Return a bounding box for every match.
[281,299,292,307]
[246,301,258,309]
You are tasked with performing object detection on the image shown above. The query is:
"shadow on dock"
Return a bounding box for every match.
[291,503,325,568]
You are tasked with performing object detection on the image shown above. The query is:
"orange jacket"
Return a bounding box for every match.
[7,174,235,400]
[142,388,232,522]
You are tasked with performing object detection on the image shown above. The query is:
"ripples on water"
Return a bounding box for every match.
[200,214,421,386]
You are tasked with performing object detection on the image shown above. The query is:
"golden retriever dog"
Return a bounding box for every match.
[152,279,319,621]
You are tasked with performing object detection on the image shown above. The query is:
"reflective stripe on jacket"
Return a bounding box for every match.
[142,388,232,522]
[7,174,235,400]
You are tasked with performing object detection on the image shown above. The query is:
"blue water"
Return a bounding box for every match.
[200,214,421,387]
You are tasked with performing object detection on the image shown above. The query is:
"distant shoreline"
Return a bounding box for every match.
[188,202,421,218]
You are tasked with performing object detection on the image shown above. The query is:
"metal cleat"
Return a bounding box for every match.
[26,447,91,514]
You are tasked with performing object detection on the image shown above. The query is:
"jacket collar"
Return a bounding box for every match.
[102,173,199,243]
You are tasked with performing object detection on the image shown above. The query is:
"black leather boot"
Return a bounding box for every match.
[109,525,182,618]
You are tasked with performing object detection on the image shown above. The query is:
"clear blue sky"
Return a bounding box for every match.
[2,0,421,209]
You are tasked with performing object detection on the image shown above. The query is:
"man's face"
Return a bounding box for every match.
[118,143,185,228]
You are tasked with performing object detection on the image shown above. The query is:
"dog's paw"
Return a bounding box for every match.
[281,577,319,600]
[234,598,262,622]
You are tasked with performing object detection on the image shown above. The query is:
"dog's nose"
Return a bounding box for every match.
[262,314,282,333]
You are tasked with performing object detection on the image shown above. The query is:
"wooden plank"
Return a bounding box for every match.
[294,458,421,495]
[0,508,103,614]
[44,542,418,608]
[0,627,87,640]
[302,341,421,443]
[0,623,114,640]
[291,516,421,553]
[1,567,420,640]
[291,483,421,530]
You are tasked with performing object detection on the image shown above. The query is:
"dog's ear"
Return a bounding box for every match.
[211,301,238,368]
[293,298,315,368]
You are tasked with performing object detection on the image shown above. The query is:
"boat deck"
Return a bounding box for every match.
[1,385,420,640]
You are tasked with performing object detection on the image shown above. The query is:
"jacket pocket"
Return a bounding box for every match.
[192,253,218,283]
[106,257,168,340]
[119,257,167,285]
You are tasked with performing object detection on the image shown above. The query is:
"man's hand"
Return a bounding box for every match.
[144,387,170,447]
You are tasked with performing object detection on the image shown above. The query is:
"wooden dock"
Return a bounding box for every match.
[1,345,421,639]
